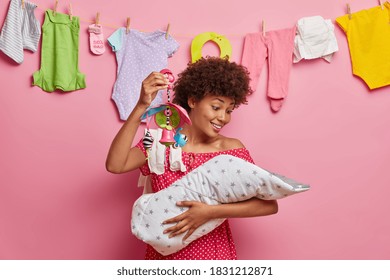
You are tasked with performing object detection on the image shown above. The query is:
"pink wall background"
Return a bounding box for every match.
[1,0,389,260]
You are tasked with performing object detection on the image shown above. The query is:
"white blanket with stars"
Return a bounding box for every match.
[131,154,310,256]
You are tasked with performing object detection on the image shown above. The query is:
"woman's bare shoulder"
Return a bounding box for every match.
[220,136,246,150]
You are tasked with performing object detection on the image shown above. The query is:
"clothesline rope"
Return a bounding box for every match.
[33,4,249,38]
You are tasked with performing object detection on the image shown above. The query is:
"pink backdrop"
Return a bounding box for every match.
[1,0,389,259]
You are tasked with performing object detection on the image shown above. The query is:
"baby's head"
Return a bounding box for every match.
[172,57,252,113]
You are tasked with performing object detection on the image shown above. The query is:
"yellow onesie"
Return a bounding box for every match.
[336,3,390,90]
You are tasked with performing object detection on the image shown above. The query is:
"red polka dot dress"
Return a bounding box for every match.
[135,139,254,260]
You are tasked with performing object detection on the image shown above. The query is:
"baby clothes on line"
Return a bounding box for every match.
[33,10,86,92]
[88,24,105,55]
[336,3,390,90]
[241,26,296,112]
[0,0,41,64]
[108,28,179,121]
[294,16,338,63]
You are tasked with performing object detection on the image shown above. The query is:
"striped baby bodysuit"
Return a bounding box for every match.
[0,0,41,64]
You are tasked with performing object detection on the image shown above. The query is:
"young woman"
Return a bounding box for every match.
[106,57,278,260]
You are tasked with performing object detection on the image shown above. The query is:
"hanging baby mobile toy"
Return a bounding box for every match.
[141,69,192,153]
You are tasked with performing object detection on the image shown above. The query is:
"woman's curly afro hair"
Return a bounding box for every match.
[172,56,253,112]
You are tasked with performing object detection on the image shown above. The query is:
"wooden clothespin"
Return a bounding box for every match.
[21,0,25,9]
[347,3,352,20]
[53,0,59,16]
[262,20,266,36]
[95,12,100,25]
[379,0,384,10]
[68,3,73,21]
[165,23,170,39]
[126,17,131,34]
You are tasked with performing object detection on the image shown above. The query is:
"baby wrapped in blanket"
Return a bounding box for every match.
[131,154,309,256]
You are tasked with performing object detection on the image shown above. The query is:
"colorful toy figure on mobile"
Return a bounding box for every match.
[141,69,191,153]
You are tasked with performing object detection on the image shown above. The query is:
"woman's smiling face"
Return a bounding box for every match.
[188,94,235,137]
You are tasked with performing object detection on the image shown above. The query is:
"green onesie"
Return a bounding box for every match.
[33,10,86,92]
